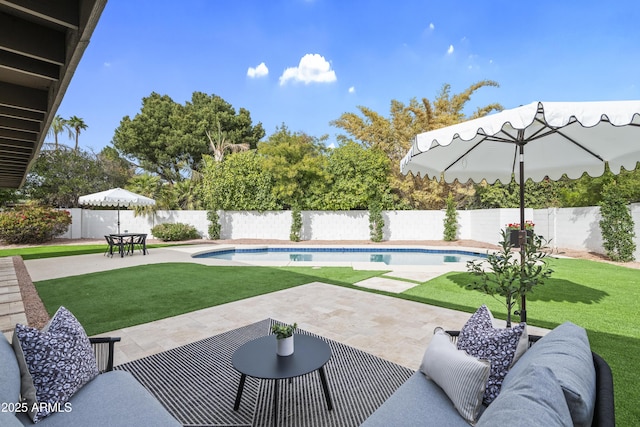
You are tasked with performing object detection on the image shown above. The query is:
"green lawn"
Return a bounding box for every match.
[27,249,639,425]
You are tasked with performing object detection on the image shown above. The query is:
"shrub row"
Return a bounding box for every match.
[150,223,199,241]
[0,204,72,244]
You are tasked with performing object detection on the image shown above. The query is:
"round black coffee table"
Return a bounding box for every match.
[232,334,333,425]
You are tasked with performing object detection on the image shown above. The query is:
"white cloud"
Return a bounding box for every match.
[247,62,269,78]
[429,23,435,30]
[103,62,111,67]
[279,54,337,85]
[447,45,454,55]
[348,86,355,93]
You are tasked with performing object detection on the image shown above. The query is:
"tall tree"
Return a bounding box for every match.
[24,147,128,207]
[322,140,392,210]
[66,116,88,150]
[46,115,72,150]
[200,152,279,211]
[171,179,203,210]
[112,92,264,184]
[258,125,328,209]
[98,146,134,188]
[331,81,502,209]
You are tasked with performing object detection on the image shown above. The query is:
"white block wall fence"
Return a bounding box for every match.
[60,204,640,260]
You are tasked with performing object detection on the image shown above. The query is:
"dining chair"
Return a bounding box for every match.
[129,234,147,255]
[104,235,126,257]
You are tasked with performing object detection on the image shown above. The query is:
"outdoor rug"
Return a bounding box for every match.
[116,319,414,426]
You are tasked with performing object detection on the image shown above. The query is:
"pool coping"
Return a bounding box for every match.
[187,243,491,272]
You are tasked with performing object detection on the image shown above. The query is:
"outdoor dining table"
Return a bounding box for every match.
[109,233,148,257]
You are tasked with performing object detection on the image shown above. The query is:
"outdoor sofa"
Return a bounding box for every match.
[362,321,615,426]
[0,333,180,426]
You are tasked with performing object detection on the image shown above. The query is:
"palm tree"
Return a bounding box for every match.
[46,115,72,150]
[67,116,88,150]
[205,120,249,162]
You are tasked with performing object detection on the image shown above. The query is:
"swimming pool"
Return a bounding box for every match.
[194,247,486,266]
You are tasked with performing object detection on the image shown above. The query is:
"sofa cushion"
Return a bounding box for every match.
[15,370,181,426]
[361,372,471,427]
[420,328,490,424]
[457,305,526,404]
[502,321,596,427]
[12,307,99,423]
[0,333,20,413]
[0,412,22,427]
[477,364,573,426]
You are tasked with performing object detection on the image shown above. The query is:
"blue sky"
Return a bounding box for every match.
[56,0,640,152]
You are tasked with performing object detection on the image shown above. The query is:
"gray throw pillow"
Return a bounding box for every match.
[501,321,596,427]
[477,364,573,426]
[457,305,526,404]
[420,328,491,424]
[12,307,98,423]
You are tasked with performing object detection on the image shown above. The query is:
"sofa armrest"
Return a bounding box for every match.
[592,352,615,427]
[89,337,121,373]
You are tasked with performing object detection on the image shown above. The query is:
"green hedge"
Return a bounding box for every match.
[150,223,199,241]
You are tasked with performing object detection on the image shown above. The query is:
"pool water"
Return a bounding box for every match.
[195,248,486,266]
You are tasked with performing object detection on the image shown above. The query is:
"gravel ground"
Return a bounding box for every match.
[9,238,638,329]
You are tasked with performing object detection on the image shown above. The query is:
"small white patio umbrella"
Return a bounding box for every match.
[401,100,640,322]
[78,188,156,234]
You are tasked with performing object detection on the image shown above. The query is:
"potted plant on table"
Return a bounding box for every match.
[271,322,297,356]
[506,220,535,248]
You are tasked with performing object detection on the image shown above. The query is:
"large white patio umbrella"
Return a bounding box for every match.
[401,100,640,322]
[78,188,156,233]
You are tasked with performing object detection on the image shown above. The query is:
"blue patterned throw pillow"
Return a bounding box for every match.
[12,307,98,423]
[457,305,526,404]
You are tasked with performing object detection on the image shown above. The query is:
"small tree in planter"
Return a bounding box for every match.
[466,229,553,327]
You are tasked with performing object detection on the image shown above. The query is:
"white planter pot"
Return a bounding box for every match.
[276,335,294,356]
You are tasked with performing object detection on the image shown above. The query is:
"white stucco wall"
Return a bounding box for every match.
[219,211,290,240]
[59,205,640,258]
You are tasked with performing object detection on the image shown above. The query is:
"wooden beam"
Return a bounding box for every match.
[0,116,40,133]
[0,178,24,188]
[0,128,37,143]
[0,81,48,113]
[0,0,79,29]
[0,145,33,155]
[0,154,30,165]
[0,12,66,65]
[0,105,44,122]
[0,166,28,174]
[0,50,60,81]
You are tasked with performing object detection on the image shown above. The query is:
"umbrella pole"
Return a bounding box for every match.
[518,139,527,324]
[117,208,120,234]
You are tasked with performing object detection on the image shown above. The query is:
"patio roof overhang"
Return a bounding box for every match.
[0,0,107,189]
